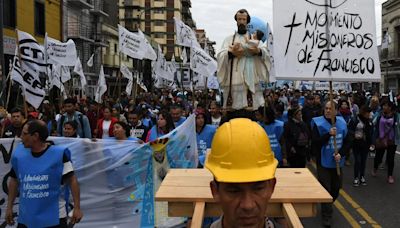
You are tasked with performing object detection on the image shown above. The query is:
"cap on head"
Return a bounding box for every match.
[205,118,278,183]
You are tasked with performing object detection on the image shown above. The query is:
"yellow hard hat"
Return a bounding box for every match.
[205,118,278,183]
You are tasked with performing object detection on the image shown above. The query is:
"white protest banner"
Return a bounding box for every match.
[181,47,187,64]
[118,25,146,60]
[174,17,200,48]
[87,53,94,67]
[11,52,45,109]
[273,0,381,82]
[16,30,47,72]
[190,46,217,77]
[193,72,206,90]
[267,23,277,83]
[73,57,87,88]
[207,75,220,90]
[45,35,77,66]
[121,64,133,95]
[298,81,352,91]
[0,116,197,228]
[138,29,157,61]
[152,45,175,81]
[95,65,107,103]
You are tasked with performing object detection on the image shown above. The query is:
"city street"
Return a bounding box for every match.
[302,152,400,227]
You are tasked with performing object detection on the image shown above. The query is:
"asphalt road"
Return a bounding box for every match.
[301,151,400,228]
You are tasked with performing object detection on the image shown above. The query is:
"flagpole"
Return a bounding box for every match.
[15,29,28,116]
[324,0,340,176]
[5,71,12,109]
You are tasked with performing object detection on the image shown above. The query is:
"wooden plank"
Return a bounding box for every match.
[168,202,316,218]
[191,202,205,228]
[156,186,332,203]
[283,203,304,228]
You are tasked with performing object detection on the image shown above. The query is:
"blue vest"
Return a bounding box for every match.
[277,111,288,123]
[260,120,284,162]
[311,116,347,168]
[196,125,217,166]
[11,144,65,228]
[174,117,186,128]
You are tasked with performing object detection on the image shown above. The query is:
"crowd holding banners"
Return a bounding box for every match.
[0,1,397,227]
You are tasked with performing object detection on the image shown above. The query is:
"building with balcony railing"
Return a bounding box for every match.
[382,0,400,93]
[119,0,196,60]
[63,0,110,98]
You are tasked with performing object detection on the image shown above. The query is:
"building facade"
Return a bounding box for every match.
[63,0,111,98]
[2,0,62,75]
[119,0,196,60]
[382,0,400,93]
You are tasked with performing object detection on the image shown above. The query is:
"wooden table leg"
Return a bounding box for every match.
[191,202,205,228]
[283,203,304,228]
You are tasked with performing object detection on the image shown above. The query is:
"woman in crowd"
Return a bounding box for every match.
[145,110,175,142]
[195,109,216,167]
[338,99,352,123]
[95,107,118,139]
[284,107,310,168]
[348,106,373,186]
[63,121,79,138]
[113,121,140,142]
[258,106,286,166]
[372,100,399,184]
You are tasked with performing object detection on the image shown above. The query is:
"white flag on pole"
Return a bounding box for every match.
[181,47,187,64]
[16,30,47,72]
[11,30,46,108]
[174,17,200,48]
[121,64,133,96]
[152,45,175,81]
[118,25,146,59]
[207,75,220,90]
[45,34,77,66]
[73,57,87,88]
[138,29,157,61]
[11,53,45,109]
[87,53,94,67]
[95,65,107,103]
[190,46,217,77]
[382,32,392,49]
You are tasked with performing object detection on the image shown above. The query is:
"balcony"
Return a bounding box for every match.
[68,0,93,9]
[67,22,95,42]
[124,0,140,8]
[90,0,109,17]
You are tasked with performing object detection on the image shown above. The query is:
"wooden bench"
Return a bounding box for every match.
[156,168,332,228]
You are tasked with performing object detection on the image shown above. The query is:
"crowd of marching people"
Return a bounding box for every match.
[0,87,399,186]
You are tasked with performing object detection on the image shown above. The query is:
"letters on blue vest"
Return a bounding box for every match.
[11,144,66,227]
[259,120,284,162]
[196,125,217,166]
[311,116,348,168]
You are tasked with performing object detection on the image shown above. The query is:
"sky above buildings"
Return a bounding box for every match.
[191,0,388,52]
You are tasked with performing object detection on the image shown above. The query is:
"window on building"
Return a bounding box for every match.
[154,21,164,26]
[114,44,118,53]
[3,0,16,28]
[154,34,165,39]
[34,1,45,36]
[153,9,164,14]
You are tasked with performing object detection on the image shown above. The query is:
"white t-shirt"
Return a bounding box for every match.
[211,116,221,126]
[102,120,112,138]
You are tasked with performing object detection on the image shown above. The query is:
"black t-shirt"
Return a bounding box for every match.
[2,125,23,138]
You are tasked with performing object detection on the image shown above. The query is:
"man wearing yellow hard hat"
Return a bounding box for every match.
[205,118,278,228]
